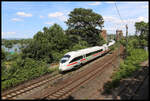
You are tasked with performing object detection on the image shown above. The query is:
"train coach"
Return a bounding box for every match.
[59,40,115,72]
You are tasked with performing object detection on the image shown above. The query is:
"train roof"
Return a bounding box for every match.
[65,46,104,58]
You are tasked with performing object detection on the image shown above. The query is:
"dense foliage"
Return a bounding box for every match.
[2,57,48,90]
[22,23,90,63]
[65,8,106,46]
[22,24,69,63]
[112,48,148,82]
[2,39,32,47]
[135,21,149,48]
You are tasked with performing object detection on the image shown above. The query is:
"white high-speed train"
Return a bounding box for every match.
[59,40,115,72]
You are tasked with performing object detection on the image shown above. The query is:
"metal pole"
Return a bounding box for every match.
[126,24,128,46]
[117,30,120,67]
[126,24,128,57]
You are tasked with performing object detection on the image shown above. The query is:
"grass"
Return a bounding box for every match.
[47,66,59,73]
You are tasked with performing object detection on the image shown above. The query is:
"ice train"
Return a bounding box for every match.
[59,40,115,72]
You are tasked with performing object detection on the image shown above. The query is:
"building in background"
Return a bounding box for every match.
[101,30,107,42]
[116,30,123,40]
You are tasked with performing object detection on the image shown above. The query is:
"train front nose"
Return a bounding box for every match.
[59,63,66,72]
[59,64,63,71]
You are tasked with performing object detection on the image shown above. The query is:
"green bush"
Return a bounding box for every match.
[1,58,49,90]
[113,48,148,81]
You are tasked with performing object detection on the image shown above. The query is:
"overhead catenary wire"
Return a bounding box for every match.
[114,2,126,66]
[114,2,125,24]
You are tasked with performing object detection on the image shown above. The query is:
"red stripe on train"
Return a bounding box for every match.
[93,51,104,56]
[80,58,86,62]
[67,62,78,66]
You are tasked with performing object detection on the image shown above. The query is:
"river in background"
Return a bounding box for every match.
[2,44,22,53]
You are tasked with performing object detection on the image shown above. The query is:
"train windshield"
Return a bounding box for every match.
[60,55,71,63]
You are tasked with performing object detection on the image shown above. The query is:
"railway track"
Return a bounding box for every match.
[31,46,124,99]
[2,46,123,100]
[2,73,63,99]
[48,56,117,99]
[2,63,94,100]
[2,50,110,100]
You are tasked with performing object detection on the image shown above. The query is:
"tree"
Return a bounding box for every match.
[65,8,105,46]
[5,41,13,52]
[135,21,149,47]
[71,40,88,51]
[2,48,6,60]
[135,21,148,37]
[22,24,70,63]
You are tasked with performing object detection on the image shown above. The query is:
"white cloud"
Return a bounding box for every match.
[136,16,148,22]
[104,16,148,35]
[126,2,147,4]
[103,16,115,21]
[48,12,64,18]
[16,12,32,17]
[11,18,23,22]
[59,16,68,21]
[105,2,147,4]
[39,15,44,18]
[103,16,148,25]
[2,32,16,37]
[142,5,148,8]
[6,32,16,34]
[48,12,68,21]
[103,16,121,23]
[88,2,102,5]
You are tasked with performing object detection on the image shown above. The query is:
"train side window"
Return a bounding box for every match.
[69,56,82,63]
[99,49,103,52]
[86,49,103,57]
[86,52,93,57]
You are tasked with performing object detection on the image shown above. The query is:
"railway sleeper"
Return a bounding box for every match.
[56,90,66,93]
[6,94,12,98]
[10,93,17,96]
[24,87,32,91]
[54,91,65,95]
[2,97,7,99]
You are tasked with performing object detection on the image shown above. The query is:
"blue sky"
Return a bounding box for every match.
[2,1,148,39]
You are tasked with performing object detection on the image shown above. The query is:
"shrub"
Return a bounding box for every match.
[1,57,49,90]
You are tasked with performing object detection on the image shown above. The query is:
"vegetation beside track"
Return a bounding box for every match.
[103,21,149,93]
[104,48,148,94]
